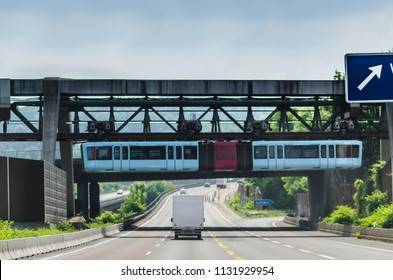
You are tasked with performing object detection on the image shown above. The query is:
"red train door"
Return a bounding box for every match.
[214,142,237,171]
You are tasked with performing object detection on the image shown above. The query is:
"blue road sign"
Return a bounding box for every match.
[254,199,273,207]
[345,53,393,103]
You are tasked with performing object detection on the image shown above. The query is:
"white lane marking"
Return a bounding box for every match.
[211,204,233,224]
[299,249,313,254]
[145,251,151,256]
[42,194,174,260]
[334,241,393,254]
[318,254,336,260]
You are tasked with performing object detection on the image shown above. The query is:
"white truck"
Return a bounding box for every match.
[216,178,228,189]
[171,195,204,240]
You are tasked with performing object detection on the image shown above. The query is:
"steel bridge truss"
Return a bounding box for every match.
[1,94,388,141]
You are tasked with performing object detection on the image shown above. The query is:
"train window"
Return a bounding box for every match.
[277,146,283,159]
[285,145,319,158]
[168,146,174,159]
[87,147,95,160]
[321,145,327,158]
[285,146,301,158]
[176,146,182,159]
[254,146,267,159]
[97,146,112,160]
[184,146,197,159]
[122,146,129,160]
[353,145,360,158]
[269,146,275,158]
[337,145,360,158]
[130,146,166,160]
[329,145,335,158]
[303,145,318,158]
[114,146,120,160]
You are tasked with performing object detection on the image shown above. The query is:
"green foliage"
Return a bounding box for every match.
[281,176,308,197]
[370,160,386,190]
[54,219,75,232]
[323,205,357,225]
[118,182,147,217]
[94,211,122,225]
[353,179,368,216]
[365,190,389,215]
[357,204,393,228]
[146,181,175,205]
[246,177,295,209]
[0,219,67,240]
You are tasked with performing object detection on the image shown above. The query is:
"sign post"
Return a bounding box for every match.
[345,53,393,103]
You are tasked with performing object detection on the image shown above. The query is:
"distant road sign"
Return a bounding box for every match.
[254,199,273,207]
[345,53,393,103]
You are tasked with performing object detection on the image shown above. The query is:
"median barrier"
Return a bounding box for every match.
[284,216,393,243]
[0,241,11,260]
[0,224,122,260]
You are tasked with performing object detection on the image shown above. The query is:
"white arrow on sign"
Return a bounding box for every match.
[357,64,383,91]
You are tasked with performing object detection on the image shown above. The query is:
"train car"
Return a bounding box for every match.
[252,140,362,170]
[82,141,199,172]
[81,140,362,172]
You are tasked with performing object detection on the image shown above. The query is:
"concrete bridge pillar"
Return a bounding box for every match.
[308,171,330,221]
[89,181,100,219]
[42,78,60,164]
[76,180,89,219]
[58,106,75,218]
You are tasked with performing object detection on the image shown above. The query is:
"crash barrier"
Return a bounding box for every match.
[284,216,393,243]
[0,224,122,260]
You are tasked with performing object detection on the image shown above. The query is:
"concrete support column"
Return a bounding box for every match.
[58,107,75,218]
[77,180,89,220]
[42,78,60,164]
[89,181,100,219]
[386,103,393,201]
[308,171,330,221]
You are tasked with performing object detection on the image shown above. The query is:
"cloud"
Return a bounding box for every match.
[1,1,393,79]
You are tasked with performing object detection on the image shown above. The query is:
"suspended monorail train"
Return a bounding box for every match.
[81,140,362,172]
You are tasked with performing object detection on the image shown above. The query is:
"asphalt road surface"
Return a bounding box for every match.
[31,185,393,260]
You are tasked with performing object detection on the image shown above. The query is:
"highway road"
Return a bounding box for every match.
[31,185,393,260]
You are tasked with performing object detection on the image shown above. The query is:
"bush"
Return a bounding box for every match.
[358,204,393,228]
[365,190,389,215]
[55,220,75,232]
[94,211,122,225]
[323,205,357,225]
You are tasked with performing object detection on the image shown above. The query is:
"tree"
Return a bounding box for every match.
[118,182,147,217]
[281,176,308,197]
[365,190,389,215]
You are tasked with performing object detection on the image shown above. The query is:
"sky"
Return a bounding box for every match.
[0,0,392,80]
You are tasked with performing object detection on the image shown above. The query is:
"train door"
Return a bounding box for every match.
[174,145,184,170]
[276,145,284,169]
[327,144,335,168]
[121,145,129,171]
[167,146,175,170]
[268,144,284,169]
[319,144,328,168]
[113,145,121,171]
